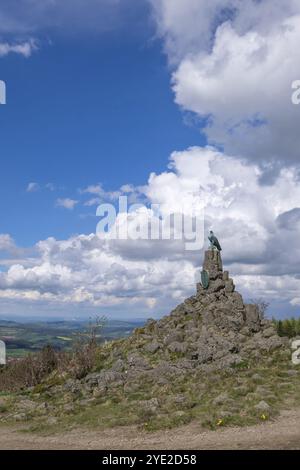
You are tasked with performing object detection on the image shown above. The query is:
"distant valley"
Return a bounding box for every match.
[0,319,145,359]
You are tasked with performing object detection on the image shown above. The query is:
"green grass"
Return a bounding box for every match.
[43,354,299,433]
[6,349,28,358]
[1,321,300,435]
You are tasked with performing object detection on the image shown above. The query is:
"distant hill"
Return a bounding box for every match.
[0,319,145,358]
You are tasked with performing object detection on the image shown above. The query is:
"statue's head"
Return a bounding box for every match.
[209,230,214,235]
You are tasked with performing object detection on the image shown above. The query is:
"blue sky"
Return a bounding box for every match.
[0,0,300,320]
[0,13,203,247]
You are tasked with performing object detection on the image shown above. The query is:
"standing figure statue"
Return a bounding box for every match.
[208,230,222,251]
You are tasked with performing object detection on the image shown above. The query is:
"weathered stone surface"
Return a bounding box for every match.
[212,393,231,406]
[173,394,188,405]
[175,359,195,370]
[144,340,161,354]
[149,361,180,378]
[245,304,261,332]
[287,369,298,377]
[127,354,151,370]
[64,379,82,395]
[168,341,187,354]
[196,283,206,295]
[111,359,125,372]
[225,279,235,293]
[254,400,271,412]
[233,385,249,396]
[138,398,159,414]
[46,417,58,425]
[164,331,184,346]
[86,370,125,388]
[196,345,213,364]
[252,373,263,381]
[203,250,223,277]
[63,403,75,414]
[208,279,225,293]
[231,292,244,309]
[16,399,36,411]
[13,413,27,422]
[262,326,277,338]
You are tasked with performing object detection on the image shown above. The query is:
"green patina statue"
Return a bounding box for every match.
[208,230,222,251]
[200,231,222,289]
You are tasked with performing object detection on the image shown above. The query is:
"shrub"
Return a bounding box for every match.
[0,317,107,391]
[0,345,61,392]
[68,316,106,379]
[273,317,300,338]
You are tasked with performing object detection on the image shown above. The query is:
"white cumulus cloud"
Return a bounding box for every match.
[26,182,40,193]
[1,147,300,318]
[150,0,300,173]
[0,39,37,57]
[56,198,79,210]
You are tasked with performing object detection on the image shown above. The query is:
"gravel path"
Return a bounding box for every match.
[0,409,300,450]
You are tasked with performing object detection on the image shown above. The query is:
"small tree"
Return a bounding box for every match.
[281,319,295,338]
[277,319,284,337]
[296,318,300,336]
[70,316,107,379]
[250,298,270,319]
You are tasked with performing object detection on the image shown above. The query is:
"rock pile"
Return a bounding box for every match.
[126,250,284,372]
[2,250,292,429]
[79,250,285,392]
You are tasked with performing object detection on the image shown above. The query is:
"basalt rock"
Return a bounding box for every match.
[13,251,286,414]
[122,250,286,377]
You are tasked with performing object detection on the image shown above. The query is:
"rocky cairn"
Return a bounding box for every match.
[81,250,284,394]
[3,251,292,429]
[127,250,283,372]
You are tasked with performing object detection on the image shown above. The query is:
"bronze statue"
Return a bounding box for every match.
[208,230,222,251]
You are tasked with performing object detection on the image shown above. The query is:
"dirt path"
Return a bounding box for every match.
[0,409,300,450]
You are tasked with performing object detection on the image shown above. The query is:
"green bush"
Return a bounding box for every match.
[273,317,300,338]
